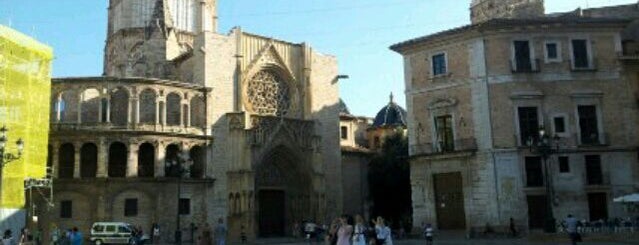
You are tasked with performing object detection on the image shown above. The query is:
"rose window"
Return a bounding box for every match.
[247,70,291,116]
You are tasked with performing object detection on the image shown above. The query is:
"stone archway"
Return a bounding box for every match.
[255,146,311,237]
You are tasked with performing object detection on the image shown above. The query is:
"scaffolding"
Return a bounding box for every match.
[0,24,53,209]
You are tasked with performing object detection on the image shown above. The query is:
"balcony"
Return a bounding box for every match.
[410,138,477,157]
[510,58,540,73]
[576,132,609,147]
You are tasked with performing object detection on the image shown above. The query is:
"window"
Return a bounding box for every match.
[572,39,591,69]
[124,198,138,217]
[518,107,539,145]
[513,40,533,72]
[553,116,566,134]
[546,43,559,60]
[60,200,72,218]
[93,225,105,233]
[585,155,603,185]
[559,156,570,173]
[435,115,454,152]
[179,198,190,215]
[525,156,544,187]
[340,126,348,140]
[578,105,600,145]
[105,225,116,233]
[118,225,131,233]
[431,53,447,76]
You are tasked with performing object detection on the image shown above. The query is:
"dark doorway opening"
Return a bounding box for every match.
[258,190,286,237]
[527,195,548,229]
[588,192,608,221]
[433,172,466,230]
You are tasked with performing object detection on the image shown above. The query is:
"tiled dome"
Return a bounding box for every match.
[372,93,407,128]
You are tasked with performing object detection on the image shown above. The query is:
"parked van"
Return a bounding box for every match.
[90,222,136,245]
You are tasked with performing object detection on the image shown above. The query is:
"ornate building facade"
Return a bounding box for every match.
[393,0,639,235]
[39,0,342,242]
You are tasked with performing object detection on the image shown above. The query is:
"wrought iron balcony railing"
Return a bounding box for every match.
[410,138,477,156]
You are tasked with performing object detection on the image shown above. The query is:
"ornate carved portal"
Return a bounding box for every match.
[254,146,312,237]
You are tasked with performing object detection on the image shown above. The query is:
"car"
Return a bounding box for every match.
[90,222,140,245]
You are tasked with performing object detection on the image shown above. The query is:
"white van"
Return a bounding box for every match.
[89,222,136,245]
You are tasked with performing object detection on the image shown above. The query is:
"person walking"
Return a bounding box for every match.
[336,215,353,245]
[3,230,14,245]
[213,218,227,245]
[564,214,581,245]
[373,217,391,245]
[151,224,160,245]
[423,224,433,245]
[70,228,82,245]
[352,215,366,245]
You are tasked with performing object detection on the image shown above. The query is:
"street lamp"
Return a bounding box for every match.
[171,151,192,245]
[528,127,560,233]
[0,125,25,204]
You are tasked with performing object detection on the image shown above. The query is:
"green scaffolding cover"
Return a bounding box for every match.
[0,24,53,209]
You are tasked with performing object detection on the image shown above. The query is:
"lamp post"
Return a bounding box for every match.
[0,125,25,201]
[528,127,560,233]
[172,151,191,245]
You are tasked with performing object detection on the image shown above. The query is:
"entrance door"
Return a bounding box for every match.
[258,190,286,237]
[588,192,608,221]
[527,195,547,229]
[433,172,466,229]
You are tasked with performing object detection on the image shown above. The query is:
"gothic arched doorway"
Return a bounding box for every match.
[255,146,311,237]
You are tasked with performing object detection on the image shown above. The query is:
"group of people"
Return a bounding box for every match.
[48,227,83,245]
[2,228,44,245]
[195,218,228,245]
[322,215,395,245]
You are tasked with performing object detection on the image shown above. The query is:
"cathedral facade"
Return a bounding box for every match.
[39,0,342,241]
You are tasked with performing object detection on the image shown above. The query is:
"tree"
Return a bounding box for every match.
[368,132,412,231]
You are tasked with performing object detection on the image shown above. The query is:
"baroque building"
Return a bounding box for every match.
[39,0,342,242]
[392,0,639,235]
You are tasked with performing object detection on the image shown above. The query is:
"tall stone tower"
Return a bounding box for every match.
[104,0,217,80]
[471,0,545,24]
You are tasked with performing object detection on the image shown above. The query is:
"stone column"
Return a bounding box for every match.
[179,101,186,128]
[155,99,160,125]
[51,142,59,178]
[133,96,140,125]
[105,97,111,123]
[127,142,139,177]
[155,142,165,177]
[97,138,108,178]
[185,103,191,128]
[73,142,81,178]
[128,96,135,125]
[55,95,62,122]
[77,95,82,124]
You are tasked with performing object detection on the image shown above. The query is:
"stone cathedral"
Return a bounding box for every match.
[39,0,342,241]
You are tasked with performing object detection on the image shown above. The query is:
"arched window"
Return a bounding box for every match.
[189,146,204,178]
[139,89,157,124]
[80,88,101,123]
[190,95,205,128]
[164,144,181,177]
[138,143,155,178]
[110,88,129,126]
[80,143,98,178]
[108,142,127,178]
[166,93,181,126]
[58,143,75,179]
[60,91,79,123]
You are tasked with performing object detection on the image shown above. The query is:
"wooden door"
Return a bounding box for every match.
[258,190,286,237]
[588,192,608,221]
[434,172,466,230]
[527,195,547,229]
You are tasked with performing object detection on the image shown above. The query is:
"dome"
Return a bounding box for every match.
[339,99,351,115]
[372,93,407,128]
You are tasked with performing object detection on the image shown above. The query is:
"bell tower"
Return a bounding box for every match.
[471,0,545,24]
[104,0,218,79]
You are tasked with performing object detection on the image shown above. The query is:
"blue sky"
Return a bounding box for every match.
[0,0,636,116]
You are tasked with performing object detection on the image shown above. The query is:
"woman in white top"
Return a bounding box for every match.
[351,215,366,245]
